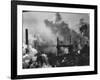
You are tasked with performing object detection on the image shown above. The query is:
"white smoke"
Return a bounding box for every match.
[23,13,57,47]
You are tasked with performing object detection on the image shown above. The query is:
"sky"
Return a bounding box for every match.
[22,11,89,45]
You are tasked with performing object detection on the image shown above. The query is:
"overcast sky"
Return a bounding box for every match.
[22,11,89,44]
[23,11,89,31]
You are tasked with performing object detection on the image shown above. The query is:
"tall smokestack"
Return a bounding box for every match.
[70,34,71,44]
[25,29,28,45]
[25,28,29,53]
[56,37,60,56]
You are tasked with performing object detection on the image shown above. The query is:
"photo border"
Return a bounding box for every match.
[11,1,97,79]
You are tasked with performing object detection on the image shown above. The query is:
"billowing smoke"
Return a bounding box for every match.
[23,12,89,55]
[23,12,58,54]
[23,21,57,44]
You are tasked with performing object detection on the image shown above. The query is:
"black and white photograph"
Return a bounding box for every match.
[11,1,97,79]
[22,11,90,69]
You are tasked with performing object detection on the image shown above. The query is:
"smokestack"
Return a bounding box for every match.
[70,34,71,44]
[56,37,60,56]
[25,29,28,45]
[25,28,29,53]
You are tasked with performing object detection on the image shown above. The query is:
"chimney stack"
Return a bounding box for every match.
[25,28,29,53]
[25,28,28,45]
